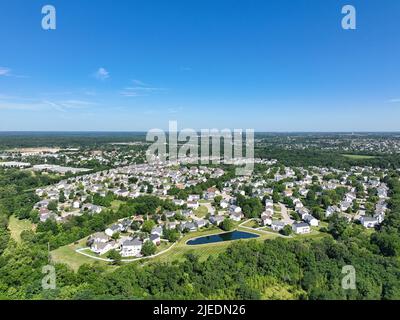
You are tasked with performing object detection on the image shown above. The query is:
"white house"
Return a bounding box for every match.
[360,216,379,228]
[271,221,285,232]
[292,222,311,234]
[120,238,142,257]
[195,219,208,228]
[150,234,161,246]
[326,205,339,218]
[105,224,122,237]
[173,199,185,206]
[89,232,109,243]
[220,200,229,209]
[151,226,163,237]
[188,194,200,202]
[91,240,118,255]
[230,212,243,222]
[261,215,272,226]
[229,205,242,214]
[72,201,80,209]
[209,215,224,226]
[187,201,199,209]
[303,214,319,227]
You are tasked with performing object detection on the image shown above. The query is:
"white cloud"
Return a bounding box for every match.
[0,67,11,76]
[0,96,95,112]
[94,67,110,80]
[120,80,167,97]
[0,67,28,78]
[388,98,400,103]
[132,79,149,86]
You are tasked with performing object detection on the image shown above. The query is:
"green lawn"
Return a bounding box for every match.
[241,220,259,228]
[8,215,35,243]
[342,154,376,160]
[111,200,125,210]
[49,220,325,271]
[194,205,208,218]
[51,237,111,271]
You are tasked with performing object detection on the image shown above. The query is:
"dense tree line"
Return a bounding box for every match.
[255,147,400,170]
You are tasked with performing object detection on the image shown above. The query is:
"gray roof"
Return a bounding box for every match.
[293,222,309,228]
[150,234,160,241]
[123,238,142,247]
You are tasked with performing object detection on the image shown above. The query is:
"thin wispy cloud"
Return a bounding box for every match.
[0,95,96,112]
[132,79,149,86]
[0,67,11,76]
[0,67,28,78]
[44,99,96,112]
[387,98,400,103]
[120,80,167,97]
[94,67,110,80]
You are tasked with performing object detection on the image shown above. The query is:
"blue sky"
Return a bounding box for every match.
[0,0,399,131]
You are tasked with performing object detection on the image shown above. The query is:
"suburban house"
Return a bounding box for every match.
[261,215,272,226]
[209,215,224,226]
[164,211,176,219]
[81,203,103,214]
[229,205,242,214]
[88,232,109,244]
[271,220,285,232]
[187,200,199,209]
[326,205,339,217]
[220,200,229,209]
[173,199,185,206]
[151,226,163,237]
[303,214,319,227]
[120,238,143,257]
[91,240,118,255]
[360,216,379,228]
[230,212,243,222]
[188,194,200,202]
[150,234,161,246]
[292,222,311,234]
[39,210,57,223]
[195,219,208,229]
[179,222,197,232]
[105,224,122,237]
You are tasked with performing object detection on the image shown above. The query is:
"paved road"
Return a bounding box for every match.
[76,242,177,263]
[278,202,294,225]
[239,219,292,238]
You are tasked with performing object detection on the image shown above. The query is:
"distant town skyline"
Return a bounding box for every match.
[1,0,400,131]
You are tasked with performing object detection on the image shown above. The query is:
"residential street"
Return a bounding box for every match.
[279,202,294,225]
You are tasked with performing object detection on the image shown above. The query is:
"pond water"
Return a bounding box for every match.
[186,230,259,245]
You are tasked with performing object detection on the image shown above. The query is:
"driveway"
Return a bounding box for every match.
[278,202,294,225]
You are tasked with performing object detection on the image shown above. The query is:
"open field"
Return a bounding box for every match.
[51,237,111,271]
[8,216,35,243]
[342,154,376,160]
